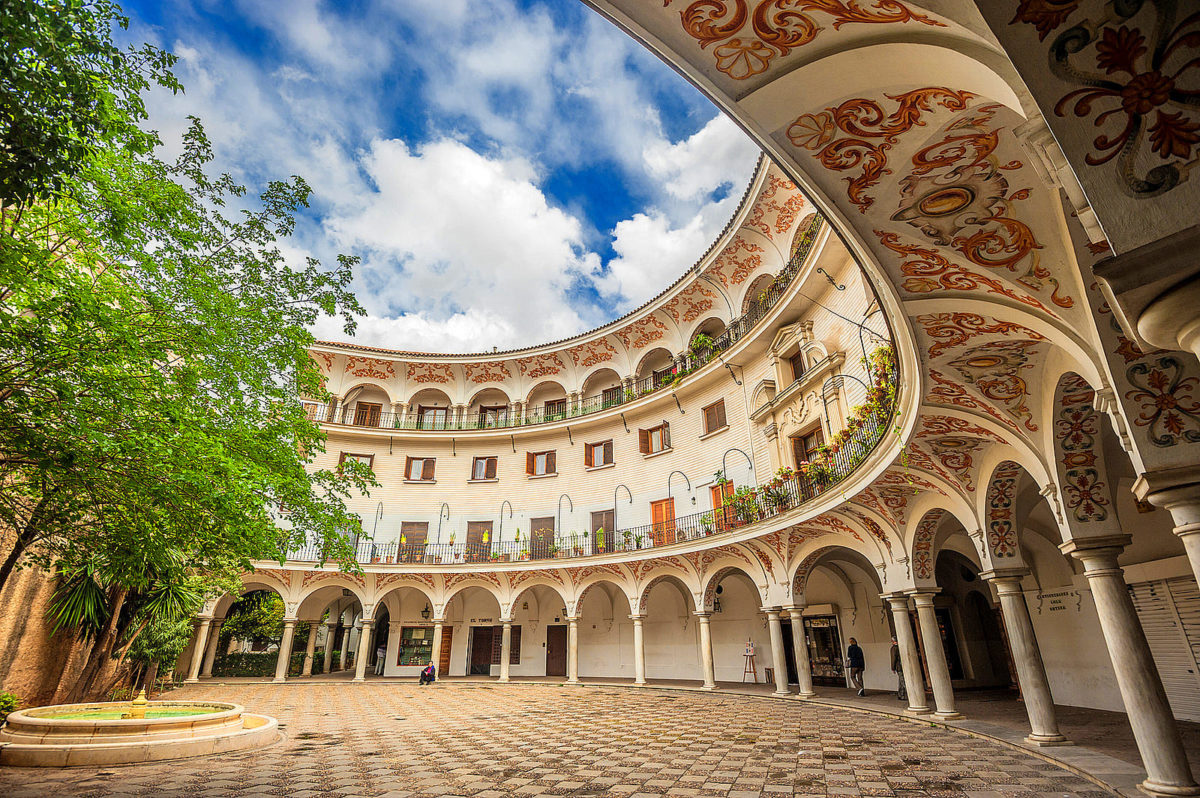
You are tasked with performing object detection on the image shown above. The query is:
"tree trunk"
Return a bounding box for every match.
[0,488,57,593]
[68,585,129,703]
[144,660,159,697]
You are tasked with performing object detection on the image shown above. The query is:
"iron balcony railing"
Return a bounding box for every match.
[312,216,825,433]
[286,367,894,566]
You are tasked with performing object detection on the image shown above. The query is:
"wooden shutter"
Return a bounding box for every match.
[405,456,416,478]
[510,625,521,665]
[713,401,726,430]
[485,457,497,479]
[662,423,671,449]
[546,450,556,474]
[526,452,535,474]
[639,429,650,454]
[422,458,435,480]
[603,440,613,465]
[584,444,594,468]
[703,404,716,433]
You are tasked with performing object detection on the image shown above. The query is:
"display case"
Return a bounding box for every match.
[396,626,434,667]
[803,615,845,686]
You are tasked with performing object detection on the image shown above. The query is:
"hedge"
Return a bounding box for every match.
[211,651,351,677]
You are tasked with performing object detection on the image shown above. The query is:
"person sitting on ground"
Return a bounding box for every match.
[419,661,436,685]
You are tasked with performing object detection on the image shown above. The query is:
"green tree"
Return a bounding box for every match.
[219,591,285,651]
[0,0,179,203]
[0,1,379,699]
[124,615,194,695]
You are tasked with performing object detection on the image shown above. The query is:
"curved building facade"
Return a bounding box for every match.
[180,5,1200,796]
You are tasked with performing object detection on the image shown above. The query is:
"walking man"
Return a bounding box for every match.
[847,637,865,696]
[890,635,906,701]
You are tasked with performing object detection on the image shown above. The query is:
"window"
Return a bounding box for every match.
[702,400,727,434]
[490,624,521,665]
[352,401,382,427]
[478,405,506,428]
[639,423,670,455]
[601,385,623,408]
[417,405,447,430]
[338,452,374,470]
[526,450,556,476]
[650,498,676,546]
[585,440,614,468]
[302,401,322,421]
[472,456,498,481]
[789,351,806,382]
[544,398,567,420]
[406,456,435,481]
[793,426,825,466]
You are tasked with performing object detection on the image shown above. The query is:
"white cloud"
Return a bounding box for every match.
[323,138,601,351]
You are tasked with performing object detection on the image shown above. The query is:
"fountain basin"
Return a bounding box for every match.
[0,701,278,766]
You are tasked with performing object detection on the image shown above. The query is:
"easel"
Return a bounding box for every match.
[741,640,758,683]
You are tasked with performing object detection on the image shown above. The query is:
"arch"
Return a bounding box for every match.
[1046,371,1122,540]
[981,460,1028,564]
[406,386,453,410]
[525,379,567,405]
[688,316,728,344]
[740,273,776,314]
[443,580,505,613]
[580,367,623,400]
[510,579,571,615]
[375,581,439,620]
[213,579,286,621]
[788,213,819,259]
[700,564,764,612]
[340,380,396,406]
[295,575,369,620]
[573,578,633,620]
[466,386,511,410]
[633,347,674,381]
[637,573,697,615]
[790,545,883,606]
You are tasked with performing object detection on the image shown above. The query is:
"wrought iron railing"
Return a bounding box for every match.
[286,363,894,566]
[314,216,825,433]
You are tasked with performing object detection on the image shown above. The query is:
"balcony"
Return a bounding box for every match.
[286,346,895,567]
[311,216,826,434]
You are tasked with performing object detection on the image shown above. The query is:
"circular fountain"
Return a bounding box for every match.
[0,691,278,766]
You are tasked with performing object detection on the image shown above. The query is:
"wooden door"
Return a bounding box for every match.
[466,521,492,563]
[546,625,567,677]
[710,484,733,532]
[470,626,493,675]
[651,498,676,546]
[591,509,615,553]
[438,626,453,676]
[400,521,428,563]
[353,401,382,427]
[531,516,555,559]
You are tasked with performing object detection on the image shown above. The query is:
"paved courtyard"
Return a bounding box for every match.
[0,683,1117,797]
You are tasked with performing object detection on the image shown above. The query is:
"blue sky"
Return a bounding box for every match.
[123,0,761,352]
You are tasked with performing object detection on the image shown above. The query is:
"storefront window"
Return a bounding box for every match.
[803,615,844,685]
[396,626,434,666]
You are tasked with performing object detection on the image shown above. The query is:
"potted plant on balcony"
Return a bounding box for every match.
[623,530,633,550]
[762,483,790,512]
[700,513,715,535]
[594,528,606,553]
[713,469,731,489]
[690,332,714,356]
[549,543,560,558]
[634,532,645,549]
[730,486,760,525]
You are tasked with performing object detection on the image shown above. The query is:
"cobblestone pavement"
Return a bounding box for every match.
[0,683,1114,797]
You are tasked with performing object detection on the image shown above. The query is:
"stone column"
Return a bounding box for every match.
[630,614,647,685]
[273,619,297,683]
[338,625,349,671]
[1133,474,1200,589]
[766,609,790,696]
[322,624,337,674]
[431,619,445,675]
[908,591,961,720]
[885,595,930,714]
[499,620,513,682]
[983,570,1065,744]
[567,616,580,685]
[695,611,716,690]
[185,618,213,683]
[199,620,223,679]
[1062,536,1199,797]
[301,621,319,677]
[353,620,374,682]
[785,606,814,698]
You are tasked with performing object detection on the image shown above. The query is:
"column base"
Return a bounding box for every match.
[183,678,200,684]
[700,684,717,691]
[633,680,647,687]
[565,679,581,686]
[795,691,816,699]
[904,706,933,716]
[1024,733,1071,747]
[1139,779,1200,798]
[271,677,287,684]
[773,690,792,697]
[351,677,364,683]
[498,677,510,683]
[933,711,963,721]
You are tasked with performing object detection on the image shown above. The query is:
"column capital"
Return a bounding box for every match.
[979,566,1031,583]
[905,588,940,607]
[195,615,214,624]
[566,615,581,623]
[432,617,446,625]
[781,604,806,614]
[881,592,911,609]
[628,613,645,622]
[764,607,782,618]
[692,610,711,619]
[1059,534,1131,565]
[501,618,513,627]
[281,617,298,626]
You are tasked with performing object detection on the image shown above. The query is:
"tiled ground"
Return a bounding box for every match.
[0,683,1114,797]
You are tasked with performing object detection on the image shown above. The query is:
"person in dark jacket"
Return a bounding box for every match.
[846,638,865,696]
[890,636,906,701]
[419,661,436,685]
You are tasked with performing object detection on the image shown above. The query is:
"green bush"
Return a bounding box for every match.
[0,690,19,723]
[211,651,334,678]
